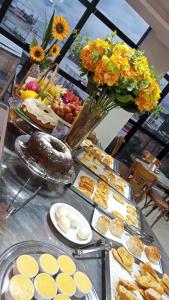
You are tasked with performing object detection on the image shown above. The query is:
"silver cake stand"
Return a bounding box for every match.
[0,135,75,222]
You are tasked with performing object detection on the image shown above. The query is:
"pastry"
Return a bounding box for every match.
[90,164,98,173]
[117,279,138,291]
[22,99,58,129]
[95,216,110,235]
[109,219,124,238]
[113,193,125,205]
[78,187,93,198]
[135,275,163,294]
[39,254,59,275]
[127,235,144,257]
[127,213,138,227]
[58,255,76,275]
[103,155,113,167]
[144,246,161,264]
[56,273,76,297]
[56,207,68,219]
[74,271,92,297]
[6,274,34,300]
[99,175,109,182]
[79,176,95,193]
[161,274,169,295]
[112,210,126,222]
[139,263,160,283]
[117,177,127,187]
[116,284,137,300]
[144,288,162,300]
[14,255,39,278]
[77,227,90,240]
[127,204,137,212]
[57,216,70,233]
[97,180,110,193]
[112,247,134,273]
[34,273,56,299]
[27,132,73,176]
[115,184,124,195]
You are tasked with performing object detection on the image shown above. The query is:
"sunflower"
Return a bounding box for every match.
[52,16,69,41]
[30,45,45,62]
[49,44,60,57]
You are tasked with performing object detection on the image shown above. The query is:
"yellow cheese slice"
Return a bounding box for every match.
[34,273,57,298]
[74,271,92,294]
[16,255,39,278]
[9,274,34,300]
[39,254,59,275]
[56,273,76,297]
[58,255,76,275]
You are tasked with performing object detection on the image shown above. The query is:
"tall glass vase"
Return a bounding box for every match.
[66,97,106,151]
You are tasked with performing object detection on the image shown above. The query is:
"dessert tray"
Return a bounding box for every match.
[15,135,75,184]
[50,203,92,245]
[106,249,169,300]
[92,209,162,273]
[0,240,99,300]
[75,148,131,200]
[71,168,142,230]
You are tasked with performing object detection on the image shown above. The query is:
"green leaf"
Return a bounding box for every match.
[115,94,134,103]
[30,36,38,49]
[42,10,55,49]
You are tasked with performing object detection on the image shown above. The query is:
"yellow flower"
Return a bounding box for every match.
[81,39,111,72]
[52,16,69,41]
[49,44,60,57]
[30,45,45,62]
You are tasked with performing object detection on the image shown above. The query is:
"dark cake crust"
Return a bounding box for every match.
[27,132,73,176]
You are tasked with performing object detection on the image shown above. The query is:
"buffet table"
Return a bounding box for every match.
[0,125,169,299]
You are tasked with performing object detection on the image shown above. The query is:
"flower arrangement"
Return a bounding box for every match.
[72,33,161,114]
[29,12,69,66]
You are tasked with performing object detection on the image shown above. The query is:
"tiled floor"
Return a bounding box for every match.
[141,206,169,256]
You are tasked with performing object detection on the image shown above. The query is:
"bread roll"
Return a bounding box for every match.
[95,216,110,235]
[127,235,144,257]
[145,246,161,264]
[109,219,124,238]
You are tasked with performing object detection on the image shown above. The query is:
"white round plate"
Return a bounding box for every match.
[50,203,92,245]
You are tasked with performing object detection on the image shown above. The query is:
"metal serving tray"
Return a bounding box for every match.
[70,165,142,232]
[0,240,99,300]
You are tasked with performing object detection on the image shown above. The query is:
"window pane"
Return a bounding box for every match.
[56,74,88,101]
[160,77,168,90]
[1,0,85,44]
[160,154,169,179]
[142,93,169,144]
[0,0,4,8]
[60,14,122,82]
[97,0,149,43]
[116,130,164,166]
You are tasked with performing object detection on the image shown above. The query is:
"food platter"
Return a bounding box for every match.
[15,134,75,184]
[71,168,142,231]
[107,249,169,300]
[50,203,92,245]
[0,240,99,300]
[74,148,131,200]
[92,208,163,273]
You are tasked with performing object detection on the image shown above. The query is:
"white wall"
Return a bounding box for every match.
[95,108,132,149]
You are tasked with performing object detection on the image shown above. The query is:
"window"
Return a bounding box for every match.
[116,130,164,166]
[1,0,85,44]
[160,153,169,179]
[97,0,149,43]
[142,93,169,144]
[60,14,122,82]
[0,0,4,8]
[160,77,168,90]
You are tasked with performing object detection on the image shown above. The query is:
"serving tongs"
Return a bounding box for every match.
[124,222,154,244]
[73,240,115,257]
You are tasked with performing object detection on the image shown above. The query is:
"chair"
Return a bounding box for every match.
[142,188,169,228]
[116,160,130,180]
[129,161,157,202]
[110,136,125,157]
[143,151,160,168]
